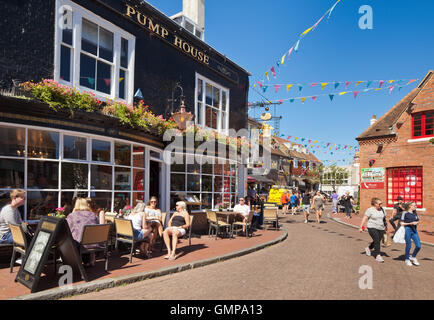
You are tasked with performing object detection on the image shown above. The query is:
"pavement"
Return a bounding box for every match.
[3,225,286,300]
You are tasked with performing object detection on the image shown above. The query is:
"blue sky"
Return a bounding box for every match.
[146,0,434,164]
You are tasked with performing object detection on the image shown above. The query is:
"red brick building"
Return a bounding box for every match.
[356,70,434,230]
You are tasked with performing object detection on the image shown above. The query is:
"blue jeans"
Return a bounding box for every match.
[0,231,13,244]
[404,227,421,260]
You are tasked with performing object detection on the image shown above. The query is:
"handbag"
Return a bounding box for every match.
[393,226,406,244]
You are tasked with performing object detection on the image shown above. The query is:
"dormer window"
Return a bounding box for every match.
[412,111,434,138]
[173,15,204,41]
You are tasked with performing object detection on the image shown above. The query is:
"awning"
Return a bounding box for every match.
[248,175,275,184]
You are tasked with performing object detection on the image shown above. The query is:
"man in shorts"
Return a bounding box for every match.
[290,191,297,215]
[302,191,313,223]
[281,191,289,216]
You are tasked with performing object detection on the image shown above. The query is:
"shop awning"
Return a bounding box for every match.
[248,175,275,184]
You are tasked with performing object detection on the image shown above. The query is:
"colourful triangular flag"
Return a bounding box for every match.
[334,82,340,89]
[389,85,395,94]
[353,91,359,99]
[345,81,351,89]
[294,40,300,52]
[311,83,318,88]
[300,97,306,104]
[281,54,286,65]
[312,96,317,102]
[270,67,276,78]
[379,80,384,88]
[286,84,293,92]
[274,85,281,93]
[356,81,363,86]
[298,85,304,91]
[339,91,348,95]
[256,81,263,89]
[329,94,334,101]
[301,27,313,37]
[262,85,268,93]
[367,81,373,88]
[407,79,417,85]
[321,83,328,90]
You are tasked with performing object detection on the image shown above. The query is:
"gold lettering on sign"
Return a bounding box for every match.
[125,4,210,65]
[41,221,56,232]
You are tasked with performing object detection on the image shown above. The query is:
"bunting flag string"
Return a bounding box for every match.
[254,78,419,93]
[249,80,417,105]
[255,0,342,84]
[279,135,359,153]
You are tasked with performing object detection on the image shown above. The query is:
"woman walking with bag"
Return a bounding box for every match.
[359,197,387,263]
[401,202,421,266]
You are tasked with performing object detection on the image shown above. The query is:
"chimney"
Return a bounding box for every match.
[370,115,377,126]
[183,0,205,31]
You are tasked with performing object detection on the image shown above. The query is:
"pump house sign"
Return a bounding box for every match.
[124,3,239,83]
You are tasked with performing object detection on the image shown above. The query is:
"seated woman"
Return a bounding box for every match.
[86,197,106,224]
[163,201,190,261]
[127,202,153,258]
[145,196,163,253]
[66,198,99,267]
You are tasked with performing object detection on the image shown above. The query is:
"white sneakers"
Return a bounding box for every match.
[365,247,371,256]
[304,220,308,223]
[376,255,384,263]
[409,257,420,266]
[405,259,412,266]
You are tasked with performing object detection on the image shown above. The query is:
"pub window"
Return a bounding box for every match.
[412,111,434,138]
[56,0,135,103]
[196,74,230,133]
[387,167,423,208]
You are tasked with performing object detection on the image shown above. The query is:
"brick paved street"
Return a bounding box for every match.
[66,205,434,300]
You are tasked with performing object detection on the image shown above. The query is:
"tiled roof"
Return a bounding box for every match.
[356,70,433,141]
[272,136,320,162]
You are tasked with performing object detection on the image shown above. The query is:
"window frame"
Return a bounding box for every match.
[54,0,136,104]
[195,73,230,134]
[412,111,434,139]
[386,167,423,208]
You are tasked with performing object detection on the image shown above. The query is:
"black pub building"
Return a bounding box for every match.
[0,0,250,226]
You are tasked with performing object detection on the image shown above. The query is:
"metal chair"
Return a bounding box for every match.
[179,215,194,246]
[114,218,149,263]
[232,211,254,238]
[79,224,111,271]
[263,207,280,230]
[206,210,232,239]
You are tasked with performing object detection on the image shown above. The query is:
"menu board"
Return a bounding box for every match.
[16,216,88,293]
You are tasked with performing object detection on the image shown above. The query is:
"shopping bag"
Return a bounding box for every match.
[393,226,406,244]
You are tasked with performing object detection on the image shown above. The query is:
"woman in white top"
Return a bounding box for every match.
[145,196,163,252]
[359,197,387,263]
[128,202,152,258]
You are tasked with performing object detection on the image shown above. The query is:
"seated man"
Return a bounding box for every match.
[233,197,250,233]
[0,189,26,244]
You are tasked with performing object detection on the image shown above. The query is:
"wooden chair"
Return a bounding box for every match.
[114,218,149,263]
[179,215,194,246]
[9,223,27,273]
[9,223,58,274]
[263,207,279,230]
[206,210,232,239]
[232,211,254,238]
[79,224,111,271]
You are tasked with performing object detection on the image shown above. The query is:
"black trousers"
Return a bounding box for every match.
[389,214,402,231]
[368,228,384,258]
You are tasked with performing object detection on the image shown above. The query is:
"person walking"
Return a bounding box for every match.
[312,191,325,224]
[342,192,355,219]
[302,191,313,223]
[290,191,297,215]
[331,191,339,214]
[359,197,387,263]
[400,202,421,266]
[280,191,289,216]
[389,196,404,234]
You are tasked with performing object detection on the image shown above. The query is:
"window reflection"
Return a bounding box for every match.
[115,143,131,166]
[64,135,87,160]
[91,165,112,190]
[28,129,59,159]
[115,167,131,190]
[0,159,24,188]
[133,169,144,191]
[61,163,88,189]
[92,139,111,162]
[132,146,145,168]
[27,191,58,220]
[27,160,59,189]
[187,174,200,192]
[0,126,25,157]
[132,192,144,205]
[202,176,212,192]
[90,192,112,212]
[114,192,130,212]
[60,191,88,215]
[171,174,185,191]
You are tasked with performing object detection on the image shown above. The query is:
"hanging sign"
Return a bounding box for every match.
[361,168,385,189]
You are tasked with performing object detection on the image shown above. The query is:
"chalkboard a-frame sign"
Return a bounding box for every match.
[16,216,88,293]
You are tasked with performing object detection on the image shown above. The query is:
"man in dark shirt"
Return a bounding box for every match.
[389,196,404,232]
